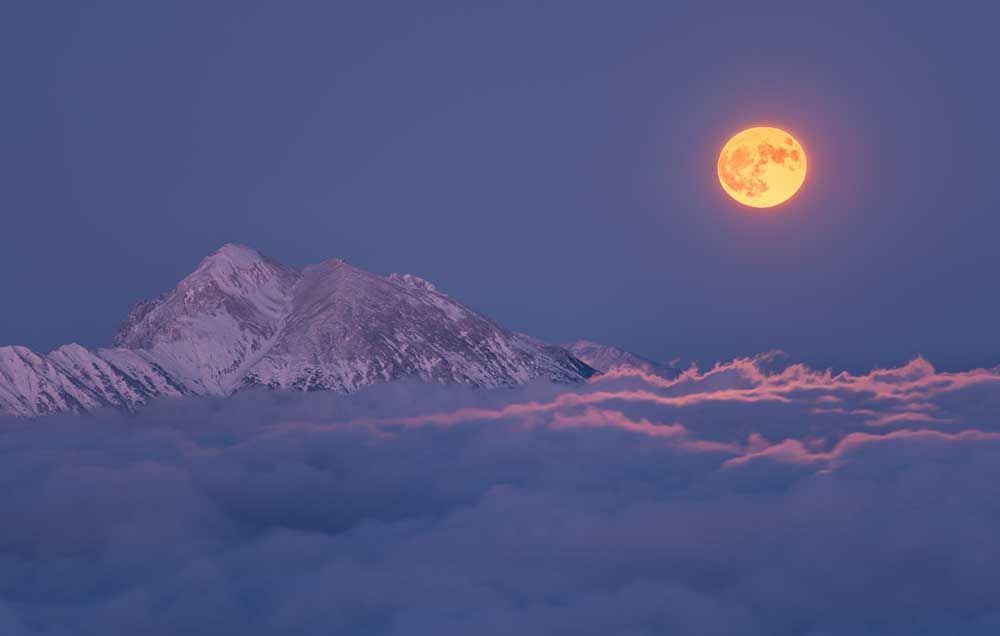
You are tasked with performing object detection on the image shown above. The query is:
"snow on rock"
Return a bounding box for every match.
[1,245,597,416]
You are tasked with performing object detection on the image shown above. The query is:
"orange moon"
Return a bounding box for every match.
[717,127,807,208]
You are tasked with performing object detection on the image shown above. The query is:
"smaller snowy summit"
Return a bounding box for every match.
[565,340,679,378]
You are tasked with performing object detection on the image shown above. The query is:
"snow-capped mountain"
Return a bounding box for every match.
[565,340,679,378]
[0,245,595,417]
[0,345,186,417]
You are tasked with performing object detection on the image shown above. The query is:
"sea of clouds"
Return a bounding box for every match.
[2,353,1000,635]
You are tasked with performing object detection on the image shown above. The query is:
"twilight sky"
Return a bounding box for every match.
[3,1,999,372]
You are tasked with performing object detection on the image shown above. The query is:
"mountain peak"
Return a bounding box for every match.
[111,245,300,393]
[192,243,265,274]
[209,242,261,260]
[192,243,285,284]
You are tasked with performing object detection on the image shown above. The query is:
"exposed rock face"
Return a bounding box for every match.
[1,245,596,416]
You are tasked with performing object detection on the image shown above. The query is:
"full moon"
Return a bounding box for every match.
[717,127,807,208]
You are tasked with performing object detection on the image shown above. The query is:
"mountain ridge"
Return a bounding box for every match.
[1,245,597,417]
[564,340,679,378]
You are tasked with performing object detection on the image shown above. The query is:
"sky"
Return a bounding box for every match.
[3,1,1000,372]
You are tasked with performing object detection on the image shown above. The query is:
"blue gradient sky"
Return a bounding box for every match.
[3,1,998,372]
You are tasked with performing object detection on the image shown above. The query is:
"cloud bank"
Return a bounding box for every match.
[2,354,1000,635]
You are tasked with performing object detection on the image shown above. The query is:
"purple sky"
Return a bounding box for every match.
[3,1,999,372]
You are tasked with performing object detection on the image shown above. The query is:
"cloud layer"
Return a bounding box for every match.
[2,355,1000,635]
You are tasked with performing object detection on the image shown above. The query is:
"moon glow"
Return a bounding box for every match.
[718,127,807,208]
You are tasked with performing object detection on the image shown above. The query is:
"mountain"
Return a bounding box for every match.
[0,245,595,417]
[0,345,186,417]
[565,340,679,378]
